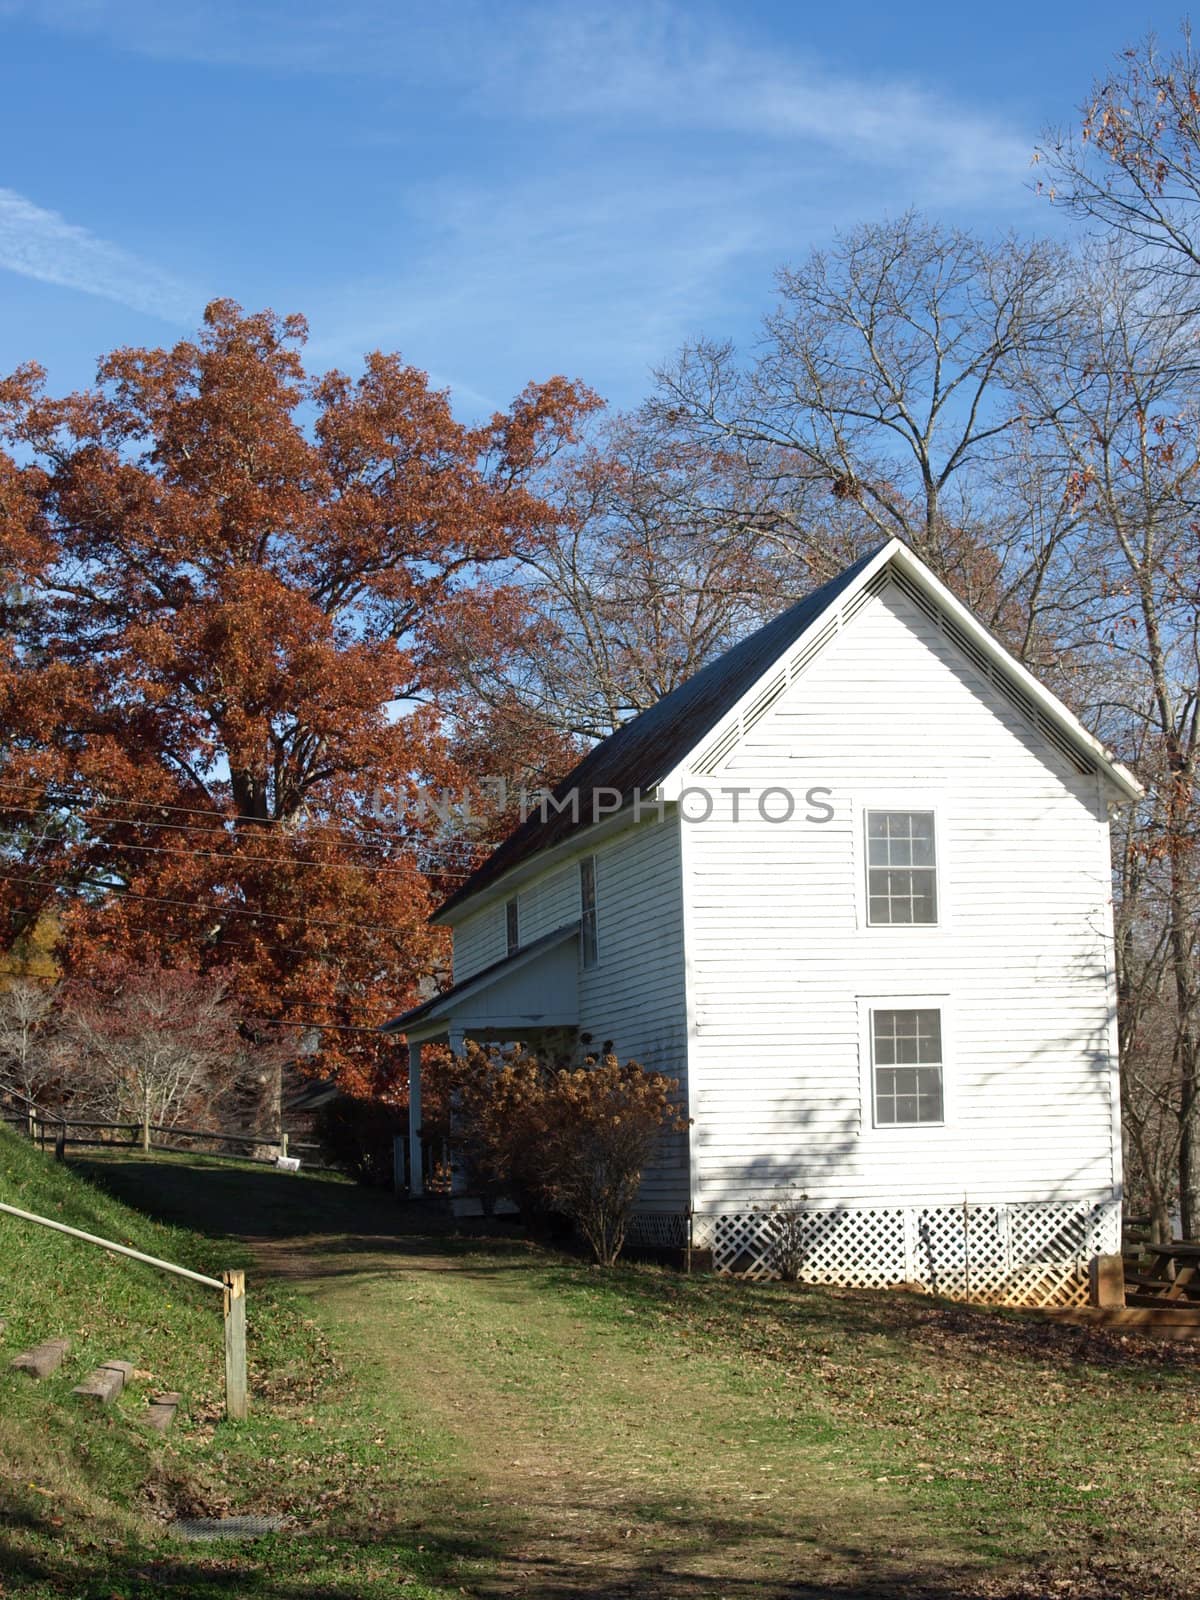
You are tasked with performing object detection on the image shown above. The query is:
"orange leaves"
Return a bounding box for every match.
[0,300,592,1092]
[441,1041,688,1264]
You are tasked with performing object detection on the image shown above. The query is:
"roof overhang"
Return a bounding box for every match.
[382,922,581,1043]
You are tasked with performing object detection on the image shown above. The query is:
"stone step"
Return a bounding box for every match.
[72,1359,135,1405]
[145,1391,181,1433]
[10,1337,70,1379]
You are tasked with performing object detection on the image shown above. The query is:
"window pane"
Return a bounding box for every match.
[505,898,519,956]
[866,865,937,925]
[872,1009,943,1125]
[580,857,598,968]
[580,856,596,913]
[866,812,937,924]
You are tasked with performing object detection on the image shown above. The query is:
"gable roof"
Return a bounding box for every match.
[435,547,882,921]
[435,539,1142,923]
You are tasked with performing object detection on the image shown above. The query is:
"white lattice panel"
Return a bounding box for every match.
[672,1199,1120,1308]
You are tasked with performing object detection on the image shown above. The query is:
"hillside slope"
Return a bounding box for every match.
[0,1133,450,1599]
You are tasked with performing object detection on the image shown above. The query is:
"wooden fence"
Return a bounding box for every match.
[1,1110,327,1168]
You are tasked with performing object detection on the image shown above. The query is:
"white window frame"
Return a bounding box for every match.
[856,993,953,1133]
[579,855,599,969]
[854,796,949,932]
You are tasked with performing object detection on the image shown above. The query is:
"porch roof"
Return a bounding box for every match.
[381,922,581,1041]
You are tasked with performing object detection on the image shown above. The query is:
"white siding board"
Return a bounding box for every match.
[683,580,1119,1213]
[578,816,689,1210]
[449,814,689,1212]
[452,904,506,981]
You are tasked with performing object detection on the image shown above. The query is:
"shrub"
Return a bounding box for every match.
[446,1040,688,1264]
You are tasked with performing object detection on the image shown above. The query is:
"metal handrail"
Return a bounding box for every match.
[0,1201,223,1288]
[0,1199,247,1418]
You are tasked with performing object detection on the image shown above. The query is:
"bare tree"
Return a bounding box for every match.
[654,213,1078,648]
[62,964,246,1149]
[1015,242,1200,1234]
[450,409,838,743]
[1036,26,1200,283]
[0,980,58,1105]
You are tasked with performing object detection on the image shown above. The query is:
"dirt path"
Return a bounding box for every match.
[265,1229,977,1599]
[81,1157,991,1598]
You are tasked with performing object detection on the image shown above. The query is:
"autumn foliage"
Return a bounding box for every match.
[445,1041,688,1265]
[0,301,597,1091]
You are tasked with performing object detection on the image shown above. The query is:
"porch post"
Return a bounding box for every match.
[408,1039,423,1199]
[448,1028,466,1200]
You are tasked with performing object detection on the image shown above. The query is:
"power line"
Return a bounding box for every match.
[0,802,480,880]
[0,778,502,860]
[0,868,442,938]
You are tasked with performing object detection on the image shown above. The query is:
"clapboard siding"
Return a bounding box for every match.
[452,904,506,981]
[451,860,581,982]
[449,815,689,1209]
[578,816,689,1209]
[683,578,1119,1213]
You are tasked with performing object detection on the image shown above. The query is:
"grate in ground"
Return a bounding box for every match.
[168,1514,289,1542]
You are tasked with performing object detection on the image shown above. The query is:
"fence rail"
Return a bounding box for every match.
[2,1109,325,1166]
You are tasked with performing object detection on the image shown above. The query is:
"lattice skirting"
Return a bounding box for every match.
[629,1199,1120,1308]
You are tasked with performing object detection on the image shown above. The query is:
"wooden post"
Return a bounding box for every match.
[222,1269,248,1420]
[408,1039,423,1198]
[280,1131,289,1160]
[1089,1253,1126,1309]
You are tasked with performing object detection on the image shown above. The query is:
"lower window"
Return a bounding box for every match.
[871,1007,944,1125]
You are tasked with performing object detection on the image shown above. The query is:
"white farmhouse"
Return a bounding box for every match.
[388,539,1142,1304]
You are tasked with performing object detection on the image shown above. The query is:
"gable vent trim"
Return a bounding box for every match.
[889,569,1097,778]
[693,572,886,776]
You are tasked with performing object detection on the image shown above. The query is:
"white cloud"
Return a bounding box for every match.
[3,1,1034,195]
[478,5,1033,196]
[0,188,195,320]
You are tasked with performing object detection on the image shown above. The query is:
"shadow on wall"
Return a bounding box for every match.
[684,986,1120,1300]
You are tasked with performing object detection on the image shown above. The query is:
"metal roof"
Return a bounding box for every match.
[435,547,883,919]
[434,537,1142,924]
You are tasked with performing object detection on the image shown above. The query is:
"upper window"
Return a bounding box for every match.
[866,810,937,925]
[579,856,599,969]
[872,1008,944,1125]
[505,897,520,957]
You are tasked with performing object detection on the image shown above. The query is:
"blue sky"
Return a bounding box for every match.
[0,0,1158,417]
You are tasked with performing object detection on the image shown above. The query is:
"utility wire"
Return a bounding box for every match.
[0,868,446,937]
[0,803,481,879]
[0,778,509,859]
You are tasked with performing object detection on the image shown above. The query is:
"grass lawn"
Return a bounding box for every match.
[3,1137,1200,1598]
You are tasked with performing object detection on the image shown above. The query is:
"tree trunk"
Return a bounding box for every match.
[1168,784,1200,1238]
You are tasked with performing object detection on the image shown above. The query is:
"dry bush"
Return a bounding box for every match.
[446,1039,688,1264]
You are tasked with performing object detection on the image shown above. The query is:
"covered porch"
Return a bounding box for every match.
[383,922,581,1197]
